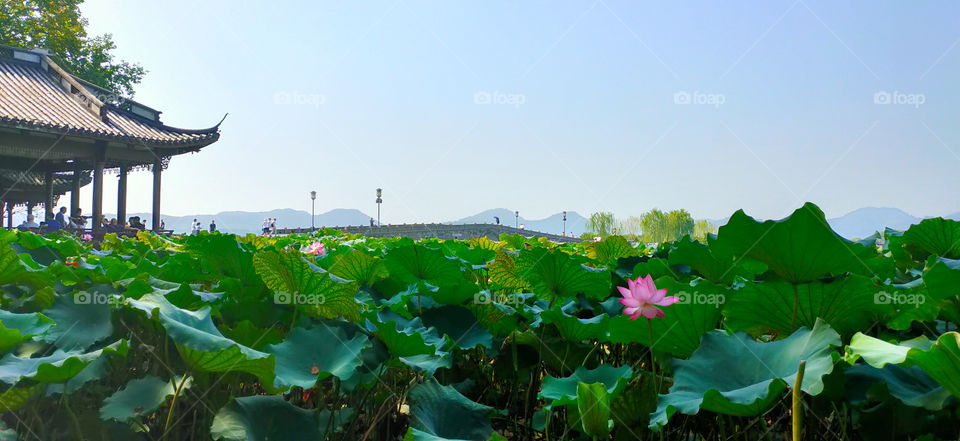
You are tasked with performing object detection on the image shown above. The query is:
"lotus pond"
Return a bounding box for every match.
[0,202,959,440]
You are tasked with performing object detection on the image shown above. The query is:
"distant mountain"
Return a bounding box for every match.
[826,207,921,239]
[449,208,588,236]
[945,212,960,221]
[109,208,372,234]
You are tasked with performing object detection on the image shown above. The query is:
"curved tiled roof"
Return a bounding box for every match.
[0,51,220,147]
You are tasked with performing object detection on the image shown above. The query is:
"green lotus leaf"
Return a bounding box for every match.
[183,234,260,284]
[367,312,446,358]
[100,375,191,422]
[419,305,492,350]
[383,243,464,288]
[604,278,724,359]
[487,249,527,291]
[540,306,609,342]
[40,291,116,350]
[923,257,960,302]
[630,258,678,281]
[667,237,765,284]
[714,203,874,283]
[0,384,44,412]
[650,319,841,430]
[0,420,13,440]
[398,353,453,375]
[723,275,888,337]
[540,365,633,409]
[327,249,387,286]
[405,380,493,441]
[0,241,52,288]
[516,248,610,301]
[265,325,367,389]
[0,339,128,384]
[902,218,960,259]
[585,236,638,265]
[210,395,325,441]
[577,382,613,439]
[848,332,960,398]
[0,310,53,354]
[254,250,361,322]
[845,364,952,411]
[127,294,276,389]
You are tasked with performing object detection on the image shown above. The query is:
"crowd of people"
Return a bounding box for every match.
[261,218,277,236]
[190,218,217,235]
[13,205,162,234]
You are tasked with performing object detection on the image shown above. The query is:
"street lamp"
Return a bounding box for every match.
[515,210,519,229]
[562,211,567,236]
[376,188,382,227]
[310,191,317,231]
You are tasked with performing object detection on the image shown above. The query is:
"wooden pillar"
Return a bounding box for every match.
[92,159,104,234]
[117,166,128,226]
[5,202,11,228]
[0,201,5,228]
[44,170,54,220]
[26,204,32,218]
[152,157,162,232]
[70,164,81,219]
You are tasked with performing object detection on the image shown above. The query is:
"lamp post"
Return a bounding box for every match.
[562,211,567,236]
[310,191,316,231]
[515,210,519,229]
[376,188,382,227]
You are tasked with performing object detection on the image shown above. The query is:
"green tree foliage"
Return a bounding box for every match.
[0,0,145,96]
[587,211,616,238]
[640,209,669,243]
[692,220,718,241]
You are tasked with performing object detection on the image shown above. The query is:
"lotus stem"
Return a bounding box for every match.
[790,284,799,330]
[647,318,657,390]
[792,359,806,441]
[164,374,190,436]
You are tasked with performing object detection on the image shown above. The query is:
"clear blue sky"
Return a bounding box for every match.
[77,0,960,223]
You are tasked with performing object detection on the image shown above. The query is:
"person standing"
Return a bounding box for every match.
[191,219,200,236]
[262,218,270,235]
[270,218,277,235]
[209,220,217,232]
[55,207,67,227]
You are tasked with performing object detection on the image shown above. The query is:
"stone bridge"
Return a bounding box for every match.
[277,223,581,243]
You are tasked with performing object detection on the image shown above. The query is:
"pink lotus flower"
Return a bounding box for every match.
[618,275,680,320]
[81,234,93,241]
[305,241,325,255]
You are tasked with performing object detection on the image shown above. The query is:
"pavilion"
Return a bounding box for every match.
[0,45,221,234]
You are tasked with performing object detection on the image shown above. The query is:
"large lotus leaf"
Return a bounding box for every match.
[210,395,324,441]
[265,326,367,389]
[127,294,276,388]
[383,243,464,288]
[419,305,492,350]
[183,234,260,284]
[604,278,724,359]
[723,275,888,337]
[586,236,638,265]
[367,313,446,358]
[406,380,493,441]
[0,310,53,354]
[487,249,527,291]
[577,382,613,439]
[0,241,52,288]
[848,332,960,398]
[0,384,44,412]
[540,365,633,409]
[327,249,387,286]
[516,248,610,301]
[667,237,764,284]
[541,306,609,342]
[0,339,128,384]
[253,250,361,322]
[40,291,115,351]
[845,364,952,411]
[924,257,960,301]
[902,218,960,259]
[649,319,841,430]
[714,203,874,283]
[100,375,191,422]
